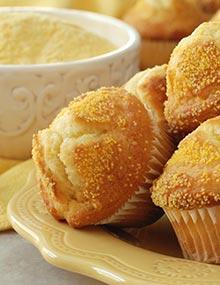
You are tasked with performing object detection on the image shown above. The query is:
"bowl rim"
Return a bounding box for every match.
[0,6,140,70]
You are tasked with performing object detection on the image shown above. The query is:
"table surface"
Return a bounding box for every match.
[1,231,105,285]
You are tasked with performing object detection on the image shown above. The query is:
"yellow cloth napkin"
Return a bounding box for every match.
[0,159,33,231]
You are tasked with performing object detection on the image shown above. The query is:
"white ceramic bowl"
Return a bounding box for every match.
[0,7,140,159]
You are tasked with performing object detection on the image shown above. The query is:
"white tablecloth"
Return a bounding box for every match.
[1,231,105,285]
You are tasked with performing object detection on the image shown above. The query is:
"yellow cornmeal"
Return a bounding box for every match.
[0,13,116,64]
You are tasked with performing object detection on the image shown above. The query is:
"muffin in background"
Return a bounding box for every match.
[165,22,220,139]
[123,0,208,69]
[32,82,174,228]
[152,116,220,264]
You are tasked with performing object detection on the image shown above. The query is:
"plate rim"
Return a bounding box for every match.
[7,169,220,285]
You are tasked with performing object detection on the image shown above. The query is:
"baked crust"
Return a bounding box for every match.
[152,116,220,210]
[33,86,173,228]
[124,64,167,124]
[165,22,220,138]
[123,0,207,40]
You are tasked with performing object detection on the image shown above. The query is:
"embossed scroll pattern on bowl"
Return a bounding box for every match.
[0,53,138,138]
[0,7,140,159]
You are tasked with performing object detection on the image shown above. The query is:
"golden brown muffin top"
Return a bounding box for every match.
[123,0,208,40]
[152,116,220,210]
[165,22,220,138]
[124,64,167,124]
[33,87,163,227]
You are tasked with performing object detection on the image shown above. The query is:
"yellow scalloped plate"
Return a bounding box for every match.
[7,169,220,285]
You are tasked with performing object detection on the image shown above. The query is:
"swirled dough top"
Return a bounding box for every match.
[152,116,220,210]
[0,13,115,64]
[165,22,220,137]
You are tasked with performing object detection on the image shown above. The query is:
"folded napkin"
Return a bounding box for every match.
[0,159,33,231]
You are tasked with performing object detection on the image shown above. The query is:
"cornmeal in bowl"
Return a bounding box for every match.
[0,12,116,64]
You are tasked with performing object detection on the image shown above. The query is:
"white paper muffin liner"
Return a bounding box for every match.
[97,186,163,227]
[165,206,220,264]
[97,128,173,227]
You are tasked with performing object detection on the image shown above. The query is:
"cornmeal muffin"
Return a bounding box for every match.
[124,64,167,125]
[33,84,173,228]
[123,0,208,69]
[165,22,220,139]
[152,116,220,264]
